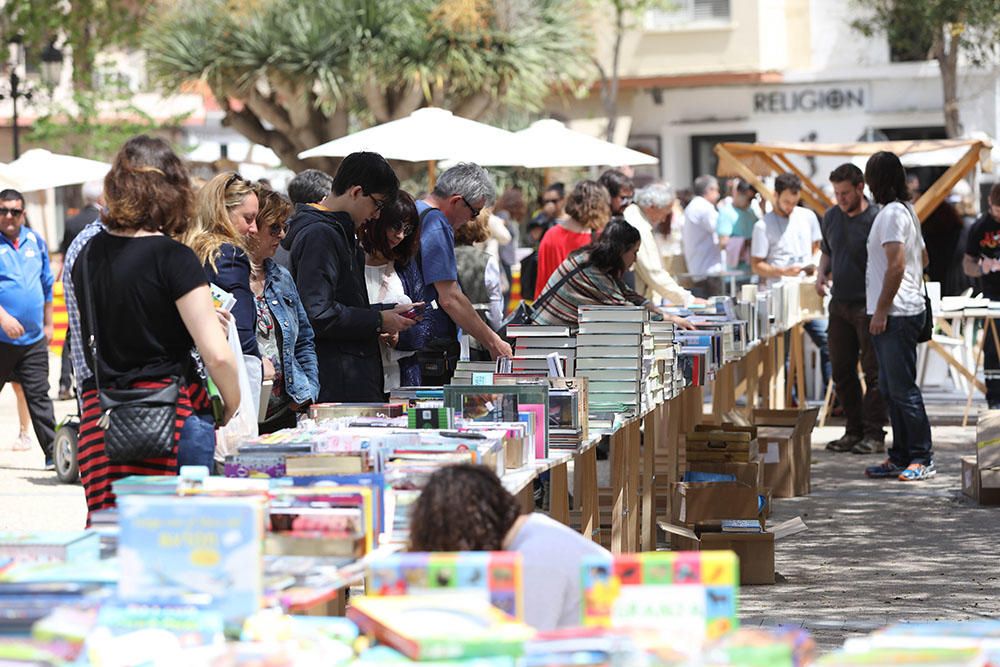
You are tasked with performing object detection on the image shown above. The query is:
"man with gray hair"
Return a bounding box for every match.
[417,163,512,383]
[682,174,723,297]
[56,180,104,399]
[623,182,699,306]
[276,169,333,269]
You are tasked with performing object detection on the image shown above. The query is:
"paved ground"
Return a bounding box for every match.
[1,355,997,653]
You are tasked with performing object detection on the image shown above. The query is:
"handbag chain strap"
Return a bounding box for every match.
[79,242,112,429]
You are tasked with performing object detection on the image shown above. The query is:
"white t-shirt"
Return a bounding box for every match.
[866,201,926,316]
[364,263,415,391]
[506,513,611,631]
[750,207,817,287]
[682,196,723,277]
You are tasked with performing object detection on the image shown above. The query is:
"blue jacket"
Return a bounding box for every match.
[263,258,320,405]
[0,225,53,346]
[205,243,260,358]
[395,260,432,387]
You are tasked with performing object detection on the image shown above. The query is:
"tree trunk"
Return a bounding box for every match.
[933,24,962,138]
[603,3,626,143]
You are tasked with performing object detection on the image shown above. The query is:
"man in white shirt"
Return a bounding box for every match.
[750,172,831,392]
[623,183,699,306]
[863,151,934,482]
[682,175,723,297]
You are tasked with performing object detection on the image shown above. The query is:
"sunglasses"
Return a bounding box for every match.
[225,172,249,189]
[391,221,415,236]
[365,193,386,212]
[461,195,481,219]
[0,207,24,218]
[267,222,288,238]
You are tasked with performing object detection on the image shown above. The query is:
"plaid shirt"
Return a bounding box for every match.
[63,219,105,386]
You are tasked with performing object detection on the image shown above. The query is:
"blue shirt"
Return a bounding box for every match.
[0,225,54,346]
[716,203,757,238]
[416,202,459,340]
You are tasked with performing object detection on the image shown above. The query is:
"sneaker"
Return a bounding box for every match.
[865,459,905,479]
[12,431,32,451]
[44,455,55,471]
[899,462,936,481]
[851,437,886,455]
[826,434,861,452]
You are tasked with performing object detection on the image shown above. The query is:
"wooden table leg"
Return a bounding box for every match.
[578,445,599,543]
[776,333,787,409]
[641,409,657,552]
[761,338,775,409]
[626,419,641,552]
[794,324,808,407]
[549,461,570,526]
[610,427,625,553]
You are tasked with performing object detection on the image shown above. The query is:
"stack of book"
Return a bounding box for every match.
[507,324,576,376]
[574,306,648,417]
[451,360,499,385]
[646,320,678,404]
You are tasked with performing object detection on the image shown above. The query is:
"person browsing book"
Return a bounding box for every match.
[72,135,240,522]
[532,218,694,330]
[247,184,319,433]
[534,180,610,299]
[409,464,610,632]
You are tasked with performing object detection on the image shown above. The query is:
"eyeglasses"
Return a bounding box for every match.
[392,221,415,236]
[461,195,481,219]
[365,193,386,213]
[267,222,288,238]
[542,198,561,205]
[0,207,24,218]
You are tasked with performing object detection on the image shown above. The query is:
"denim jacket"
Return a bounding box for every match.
[264,258,320,405]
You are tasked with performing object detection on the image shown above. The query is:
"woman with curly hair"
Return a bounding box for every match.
[409,464,609,632]
[72,135,240,520]
[247,184,319,433]
[533,180,611,299]
[454,210,504,361]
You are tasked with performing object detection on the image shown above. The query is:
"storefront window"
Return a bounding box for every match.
[690,132,755,181]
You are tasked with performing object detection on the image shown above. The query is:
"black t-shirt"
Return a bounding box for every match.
[966,212,1000,297]
[820,201,879,303]
[73,232,207,389]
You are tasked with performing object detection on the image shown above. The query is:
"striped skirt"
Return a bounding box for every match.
[78,379,210,523]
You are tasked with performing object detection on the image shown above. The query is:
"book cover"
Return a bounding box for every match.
[367,552,522,620]
[580,551,738,643]
[117,496,264,626]
[0,531,100,564]
[347,595,535,661]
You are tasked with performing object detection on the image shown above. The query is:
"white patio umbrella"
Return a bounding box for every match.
[298,107,521,164]
[513,119,658,169]
[0,149,111,192]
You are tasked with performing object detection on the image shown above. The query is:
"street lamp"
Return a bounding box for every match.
[1,36,64,160]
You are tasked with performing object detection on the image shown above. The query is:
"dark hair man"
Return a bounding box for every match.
[417,163,512,384]
[0,188,58,468]
[275,169,334,270]
[750,172,831,392]
[964,183,1000,408]
[284,152,417,402]
[598,169,635,216]
[818,164,887,454]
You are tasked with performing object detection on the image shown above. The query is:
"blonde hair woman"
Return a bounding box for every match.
[183,172,260,360]
[533,180,611,298]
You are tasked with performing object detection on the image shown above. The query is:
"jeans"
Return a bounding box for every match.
[177,413,217,471]
[870,314,933,466]
[803,319,832,389]
[0,339,57,457]
[828,301,887,440]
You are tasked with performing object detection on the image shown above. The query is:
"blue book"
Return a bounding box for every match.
[117,496,264,625]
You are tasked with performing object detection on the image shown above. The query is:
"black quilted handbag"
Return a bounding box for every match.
[81,244,180,463]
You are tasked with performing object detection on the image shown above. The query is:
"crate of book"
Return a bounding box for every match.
[976,409,1000,470]
[685,429,760,464]
[961,454,1000,505]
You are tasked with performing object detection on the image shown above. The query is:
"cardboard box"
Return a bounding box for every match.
[686,435,760,464]
[670,481,760,525]
[686,460,764,492]
[979,465,1000,505]
[977,410,1000,470]
[753,408,818,497]
[961,455,978,500]
[757,428,796,498]
[658,518,807,586]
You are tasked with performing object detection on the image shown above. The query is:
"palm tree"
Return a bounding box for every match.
[144,0,595,173]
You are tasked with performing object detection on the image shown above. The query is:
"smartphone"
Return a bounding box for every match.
[403,303,428,319]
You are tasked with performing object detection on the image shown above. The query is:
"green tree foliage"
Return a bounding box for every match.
[143,0,595,173]
[850,0,1000,138]
[2,0,151,91]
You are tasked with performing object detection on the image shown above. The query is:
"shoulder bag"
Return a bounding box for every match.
[903,202,933,343]
[80,243,181,463]
[498,260,591,341]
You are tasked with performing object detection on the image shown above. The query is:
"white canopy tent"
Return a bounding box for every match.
[0,149,111,193]
[511,119,658,169]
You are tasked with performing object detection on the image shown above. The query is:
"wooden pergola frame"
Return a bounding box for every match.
[714,138,993,222]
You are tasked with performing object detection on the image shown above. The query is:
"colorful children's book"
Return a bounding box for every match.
[347,595,535,661]
[0,531,100,564]
[366,552,523,620]
[117,495,265,626]
[580,551,739,644]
